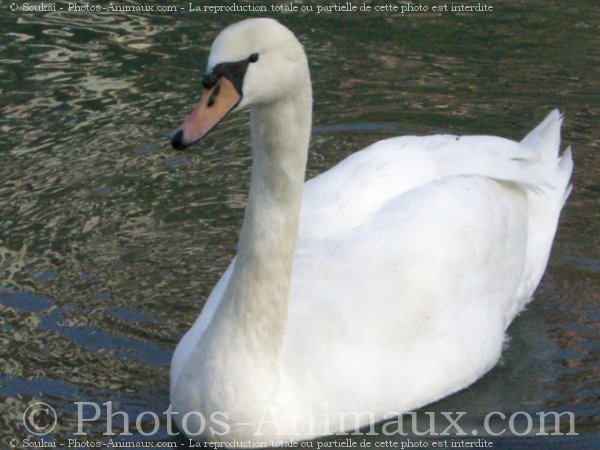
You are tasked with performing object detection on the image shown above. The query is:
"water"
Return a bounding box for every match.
[1,1,598,448]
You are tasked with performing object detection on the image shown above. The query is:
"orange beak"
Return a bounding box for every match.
[171,77,241,150]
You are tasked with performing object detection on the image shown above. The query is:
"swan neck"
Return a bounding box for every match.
[220,87,312,352]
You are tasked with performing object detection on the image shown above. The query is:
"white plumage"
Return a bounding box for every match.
[170,19,573,446]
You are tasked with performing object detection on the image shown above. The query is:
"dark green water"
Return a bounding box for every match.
[0,1,598,448]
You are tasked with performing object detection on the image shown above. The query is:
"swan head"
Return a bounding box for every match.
[171,18,309,150]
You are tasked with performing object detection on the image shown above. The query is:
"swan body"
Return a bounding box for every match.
[169,19,573,446]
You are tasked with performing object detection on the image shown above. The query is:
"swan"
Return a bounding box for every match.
[168,18,573,446]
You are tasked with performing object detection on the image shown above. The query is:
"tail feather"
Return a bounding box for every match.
[520,109,563,161]
[517,113,573,303]
[559,146,574,204]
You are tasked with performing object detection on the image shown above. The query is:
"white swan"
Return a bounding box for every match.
[169,18,573,446]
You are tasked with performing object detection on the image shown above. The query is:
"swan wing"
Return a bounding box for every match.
[281,111,572,416]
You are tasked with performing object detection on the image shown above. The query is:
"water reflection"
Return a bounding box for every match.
[0,1,598,447]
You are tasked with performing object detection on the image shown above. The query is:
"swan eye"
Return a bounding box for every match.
[248,53,259,63]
